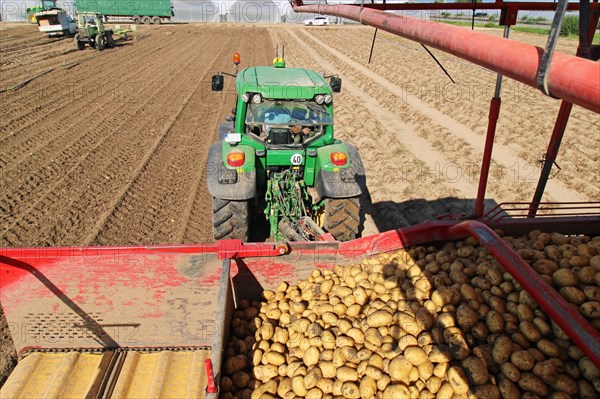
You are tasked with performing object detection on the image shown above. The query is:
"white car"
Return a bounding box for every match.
[303,16,330,26]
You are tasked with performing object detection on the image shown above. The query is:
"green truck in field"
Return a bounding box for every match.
[209,52,365,242]
[75,0,174,24]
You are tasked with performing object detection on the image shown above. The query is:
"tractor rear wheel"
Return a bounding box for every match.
[323,197,360,241]
[95,34,105,51]
[212,197,249,241]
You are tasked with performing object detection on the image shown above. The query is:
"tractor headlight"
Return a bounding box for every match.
[324,94,333,104]
[242,93,251,103]
[314,94,325,104]
[252,93,262,104]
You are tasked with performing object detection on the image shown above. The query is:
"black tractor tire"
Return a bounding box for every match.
[96,34,105,51]
[323,197,360,241]
[133,16,141,24]
[152,17,161,24]
[74,34,85,50]
[142,16,152,24]
[106,32,115,48]
[212,197,249,241]
[308,22,313,26]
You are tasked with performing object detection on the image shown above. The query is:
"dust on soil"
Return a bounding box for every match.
[1,22,598,384]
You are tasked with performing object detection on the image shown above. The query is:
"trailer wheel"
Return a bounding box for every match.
[212,197,249,241]
[133,16,141,24]
[142,16,152,24]
[152,17,161,24]
[74,34,84,50]
[96,34,105,51]
[323,197,360,241]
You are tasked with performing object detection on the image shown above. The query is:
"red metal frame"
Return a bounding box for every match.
[2,218,599,366]
[475,97,502,218]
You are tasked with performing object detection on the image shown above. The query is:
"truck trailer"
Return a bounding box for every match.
[75,0,174,24]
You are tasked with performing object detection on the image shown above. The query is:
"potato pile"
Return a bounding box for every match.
[220,231,600,399]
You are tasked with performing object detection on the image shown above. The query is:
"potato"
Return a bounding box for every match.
[264,351,285,366]
[549,374,578,395]
[519,320,542,342]
[304,366,322,389]
[492,335,513,364]
[501,361,521,382]
[254,364,278,383]
[389,356,413,382]
[468,384,500,399]
[405,346,428,366]
[292,375,308,396]
[382,384,411,399]
[250,380,278,399]
[359,376,378,399]
[498,377,520,399]
[511,350,534,371]
[336,366,358,382]
[486,310,505,333]
[518,372,549,397]
[578,379,599,399]
[303,346,319,367]
[456,304,478,329]
[584,286,600,301]
[225,354,248,375]
[341,382,360,399]
[436,382,455,399]
[446,366,469,394]
[443,327,470,360]
[578,356,600,380]
[580,301,600,319]
[316,378,333,395]
[367,309,393,328]
[463,356,488,385]
[553,269,579,287]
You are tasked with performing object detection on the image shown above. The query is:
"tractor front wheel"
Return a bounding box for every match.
[74,34,84,50]
[212,197,249,241]
[95,34,105,51]
[106,32,115,48]
[323,197,360,241]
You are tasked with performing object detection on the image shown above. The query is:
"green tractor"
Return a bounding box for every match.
[209,50,365,242]
[74,13,114,51]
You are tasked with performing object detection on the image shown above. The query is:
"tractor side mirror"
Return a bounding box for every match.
[212,75,224,91]
[330,76,342,93]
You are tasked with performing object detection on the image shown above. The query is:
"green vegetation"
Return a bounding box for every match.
[560,15,579,36]
[440,20,551,35]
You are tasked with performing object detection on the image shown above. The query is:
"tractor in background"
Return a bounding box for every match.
[74,12,115,51]
[210,51,365,242]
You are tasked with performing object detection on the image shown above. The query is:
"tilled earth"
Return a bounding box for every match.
[0,22,598,385]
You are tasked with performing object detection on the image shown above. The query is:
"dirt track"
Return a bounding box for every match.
[0,23,598,384]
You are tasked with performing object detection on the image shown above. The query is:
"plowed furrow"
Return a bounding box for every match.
[0,32,216,245]
[179,28,274,243]
[0,41,176,170]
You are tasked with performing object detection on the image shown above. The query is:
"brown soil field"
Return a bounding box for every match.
[0,22,598,385]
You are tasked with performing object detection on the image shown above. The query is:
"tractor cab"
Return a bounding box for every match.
[245,99,333,146]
